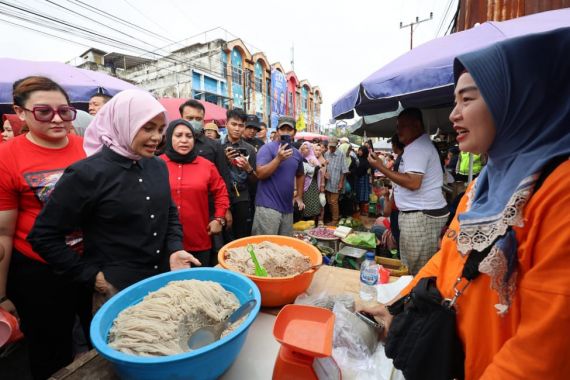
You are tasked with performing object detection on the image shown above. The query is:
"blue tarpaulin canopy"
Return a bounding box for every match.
[332,8,570,119]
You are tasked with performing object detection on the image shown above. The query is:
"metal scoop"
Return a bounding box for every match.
[187,299,257,350]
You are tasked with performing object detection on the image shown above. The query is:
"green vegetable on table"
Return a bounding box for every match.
[343,232,377,249]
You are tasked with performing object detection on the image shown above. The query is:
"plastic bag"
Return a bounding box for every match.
[295,291,355,311]
[332,303,405,380]
[319,192,327,207]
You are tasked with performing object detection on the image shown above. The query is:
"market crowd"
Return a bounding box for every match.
[1,28,569,380]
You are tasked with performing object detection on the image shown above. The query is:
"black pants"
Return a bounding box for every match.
[231,201,251,239]
[7,250,92,380]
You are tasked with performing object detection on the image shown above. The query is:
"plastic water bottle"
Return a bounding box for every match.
[360,252,379,301]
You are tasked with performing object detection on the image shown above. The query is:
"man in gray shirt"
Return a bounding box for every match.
[323,136,349,225]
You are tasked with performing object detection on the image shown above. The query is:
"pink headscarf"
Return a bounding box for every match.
[301,141,320,192]
[83,89,167,159]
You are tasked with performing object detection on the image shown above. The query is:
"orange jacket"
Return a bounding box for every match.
[402,160,570,379]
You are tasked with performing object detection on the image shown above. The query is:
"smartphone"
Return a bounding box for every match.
[355,311,384,331]
[280,135,291,149]
[237,148,249,156]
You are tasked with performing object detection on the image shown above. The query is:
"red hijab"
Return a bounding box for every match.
[2,114,26,136]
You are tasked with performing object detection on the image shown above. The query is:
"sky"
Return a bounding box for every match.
[0,0,459,125]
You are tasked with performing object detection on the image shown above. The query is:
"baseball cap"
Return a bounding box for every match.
[328,136,339,147]
[340,137,349,144]
[245,114,261,130]
[277,116,296,130]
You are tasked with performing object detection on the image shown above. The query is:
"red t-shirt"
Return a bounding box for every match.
[0,134,86,262]
[160,155,229,252]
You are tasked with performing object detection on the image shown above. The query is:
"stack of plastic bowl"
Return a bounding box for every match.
[90,268,261,380]
[217,235,323,307]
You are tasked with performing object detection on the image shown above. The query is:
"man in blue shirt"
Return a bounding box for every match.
[252,116,305,236]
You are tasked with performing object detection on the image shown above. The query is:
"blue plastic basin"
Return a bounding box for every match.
[90,268,261,380]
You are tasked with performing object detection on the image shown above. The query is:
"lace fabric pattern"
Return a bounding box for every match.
[457,174,537,255]
[478,244,518,315]
[457,174,538,315]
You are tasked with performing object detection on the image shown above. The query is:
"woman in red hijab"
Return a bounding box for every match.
[1,114,26,142]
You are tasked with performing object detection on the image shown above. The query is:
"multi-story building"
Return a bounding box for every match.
[72,37,322,132]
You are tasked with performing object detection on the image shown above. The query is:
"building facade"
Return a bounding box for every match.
[74,38,322,131]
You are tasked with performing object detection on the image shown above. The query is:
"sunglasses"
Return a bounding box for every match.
[22,105,77,122]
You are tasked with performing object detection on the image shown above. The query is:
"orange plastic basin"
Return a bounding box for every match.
[273,304,335,358]
[218,235,323,307]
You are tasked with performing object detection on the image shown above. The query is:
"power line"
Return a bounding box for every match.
[434,0,455,38]
[119,0,176,43]
[0,15,92,49]
[43,0,171,54]
[0,3,310,107]
[67,0,176,45]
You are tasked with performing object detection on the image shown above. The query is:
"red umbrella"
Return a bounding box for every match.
[294,132,329,142]
[158,98,227,125]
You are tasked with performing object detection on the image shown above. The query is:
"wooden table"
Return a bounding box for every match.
[49,266,362,380]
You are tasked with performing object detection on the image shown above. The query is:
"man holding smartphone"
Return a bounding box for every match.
[252,116,305,236]
[222,109,257,238]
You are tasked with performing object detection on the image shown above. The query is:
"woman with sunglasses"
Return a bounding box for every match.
[0,76,87,379]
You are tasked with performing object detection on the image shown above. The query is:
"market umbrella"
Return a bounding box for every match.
[0,57,137,104]
[349,104,453,138]
[158,98,227,125]
[332,8,570,119]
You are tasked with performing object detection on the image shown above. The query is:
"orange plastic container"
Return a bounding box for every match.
[0,308,24,347]
[218,235,322,307]
[272,304,335,380]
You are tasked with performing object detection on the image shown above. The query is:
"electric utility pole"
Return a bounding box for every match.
[400,12,433,50]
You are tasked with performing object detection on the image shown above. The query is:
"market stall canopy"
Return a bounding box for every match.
[294,132,329,142]
[332,8,570,119]
[0,58,137,104]
[349,104,453,138]
[158,98,228,125]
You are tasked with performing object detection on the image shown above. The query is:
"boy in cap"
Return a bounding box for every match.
[242,114,265,152]
[252,116,305,236]
[204,122,220,140]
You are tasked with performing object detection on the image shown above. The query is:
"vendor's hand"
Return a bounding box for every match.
[225,209,233,228]
[224,147,239,162]
[95,271,111,294]
[207,220,223,235]
[169,250,201,270]
[234,156,252,172]
[276,144,293,162]
[356,303,393,341]
[337,182,344,192]
[0,298,18,318]
[294,196,305,211]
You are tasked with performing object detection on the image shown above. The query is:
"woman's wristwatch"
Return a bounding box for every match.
[215,217,227,227]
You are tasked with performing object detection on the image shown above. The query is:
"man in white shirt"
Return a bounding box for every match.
[368,108,448,274]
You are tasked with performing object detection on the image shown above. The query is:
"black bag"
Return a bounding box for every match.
[385,276,465,380]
